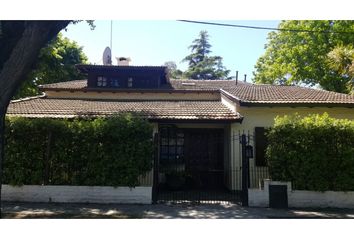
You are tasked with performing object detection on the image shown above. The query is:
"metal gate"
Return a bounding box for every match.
[152,127,266,205]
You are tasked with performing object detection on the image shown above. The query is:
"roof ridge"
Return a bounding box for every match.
[42,98,221,103]
[170,79,246,82]
[77,64,167,68]
[293,84,353,96]
[39,79,87,87]
[10,94,45,104]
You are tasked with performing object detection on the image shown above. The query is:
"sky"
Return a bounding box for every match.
[61,20,280,81]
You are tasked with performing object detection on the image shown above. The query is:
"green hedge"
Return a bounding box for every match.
[267,113,354,191]
[4,114,153,187]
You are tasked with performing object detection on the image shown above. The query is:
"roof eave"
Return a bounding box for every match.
[6,113,242,123]
[239,101,354,108]
[39,87,219,94]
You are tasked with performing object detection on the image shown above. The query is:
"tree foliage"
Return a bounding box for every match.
[266,113,354,191]
[326,45,354,94]
[4,114,153,187]
[253,20,354,93]
[0,21,93,214]
[182,31,230,80]
[15,33,88,98]
[164,61,183,79]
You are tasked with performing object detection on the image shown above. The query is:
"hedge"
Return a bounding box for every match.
[4,114,153,187]
[266,113,354,191]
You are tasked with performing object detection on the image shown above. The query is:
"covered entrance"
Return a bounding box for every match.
[154,125,241,203]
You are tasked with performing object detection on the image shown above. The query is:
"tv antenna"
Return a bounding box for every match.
[110,20,113,54]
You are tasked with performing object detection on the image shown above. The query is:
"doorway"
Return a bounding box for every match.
[156,125,236,203]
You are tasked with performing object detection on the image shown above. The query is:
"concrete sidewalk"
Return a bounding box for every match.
[2,201,354,219]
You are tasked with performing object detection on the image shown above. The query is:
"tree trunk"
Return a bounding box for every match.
[0,20,70,218]
[0,107,5,217]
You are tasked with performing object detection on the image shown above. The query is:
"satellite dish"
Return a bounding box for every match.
[102,47,112,65]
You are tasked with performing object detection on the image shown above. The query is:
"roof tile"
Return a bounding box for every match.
[7,97,241,120]
[39,79,354,105]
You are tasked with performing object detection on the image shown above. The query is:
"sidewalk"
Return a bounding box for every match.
[2,201,354,219]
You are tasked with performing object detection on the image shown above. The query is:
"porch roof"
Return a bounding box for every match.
[7,97,242,121]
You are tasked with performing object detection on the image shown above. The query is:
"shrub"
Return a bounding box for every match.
[4,114,153,187]
[267,113,354,191]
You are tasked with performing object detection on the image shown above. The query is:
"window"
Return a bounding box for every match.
[110,78,119,87]
[97,76,107,87]
[159,127,184,166]
[127,77,133,88]
[255,127,268,166]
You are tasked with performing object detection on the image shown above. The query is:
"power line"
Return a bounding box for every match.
[177,20,354,34]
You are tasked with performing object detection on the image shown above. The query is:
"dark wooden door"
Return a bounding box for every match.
[184,129,224,189]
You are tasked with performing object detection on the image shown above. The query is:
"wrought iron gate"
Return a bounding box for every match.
[152,127,269,205]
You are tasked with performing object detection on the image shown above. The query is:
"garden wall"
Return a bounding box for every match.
[2,185,152,204]
[248,180,354,208]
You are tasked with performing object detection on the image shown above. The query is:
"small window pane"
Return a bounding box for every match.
[160,128,168,137]
[161,138,168,145]
[128,77,133,88]
[177,138,184,145]
[176,146,183,155]
[97,76,107,87]
[177,132,184,138]
[161,146,168,154]
[169,146,176,155]
[111,78,119,87]
[169,138,176,145]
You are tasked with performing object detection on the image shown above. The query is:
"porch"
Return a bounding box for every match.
[151,122,270,204]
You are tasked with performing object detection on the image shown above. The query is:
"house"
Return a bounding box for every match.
[6,62,354,204]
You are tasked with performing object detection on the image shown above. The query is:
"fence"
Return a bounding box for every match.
[230,131,270,190]
[154,129,270,205]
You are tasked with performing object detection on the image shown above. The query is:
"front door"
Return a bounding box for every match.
[158,126,224,192]
[184,129,224,190]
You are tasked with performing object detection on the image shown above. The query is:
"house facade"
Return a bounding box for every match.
[6,64,354,203]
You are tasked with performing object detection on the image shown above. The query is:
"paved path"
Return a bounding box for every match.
[2,201,354,218]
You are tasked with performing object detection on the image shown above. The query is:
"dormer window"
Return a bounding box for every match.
[111,78,119,87]
[128,77,133,88]
[97,76,107,87]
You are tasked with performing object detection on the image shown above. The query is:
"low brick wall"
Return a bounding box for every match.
[2,185,152,204]
[248,180,354,209]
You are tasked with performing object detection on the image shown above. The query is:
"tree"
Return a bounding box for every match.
[326,45,354,94]
[164,61,183,79]
[0,21,80,216]
[15,33,88,98]
[253,20,354,93]
[182,31,230,80]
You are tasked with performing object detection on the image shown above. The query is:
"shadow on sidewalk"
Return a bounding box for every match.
[2,201,354,219]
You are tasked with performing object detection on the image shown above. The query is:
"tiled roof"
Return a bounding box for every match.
[40,80,87,90]
[39,79,242,91]
[222,84,354,104]
[7,97,241,121]
[39,79,354,105]
[162,79,244,90]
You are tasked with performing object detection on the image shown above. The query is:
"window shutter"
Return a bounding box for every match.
[255,127,268,166]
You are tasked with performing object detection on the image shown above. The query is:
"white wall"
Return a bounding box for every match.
[230,106,354,190]
[2,185,152,204]
[248,180,354,209]
[289,191,354,209]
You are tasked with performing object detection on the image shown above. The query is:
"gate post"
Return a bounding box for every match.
[152,132,159,204]
[241,134,249,206]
